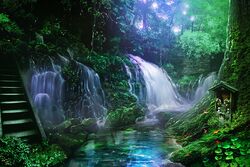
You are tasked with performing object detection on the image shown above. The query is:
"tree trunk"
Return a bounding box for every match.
[219,0,250,117]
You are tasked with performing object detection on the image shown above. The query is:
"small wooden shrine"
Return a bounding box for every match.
[209,81,238,123]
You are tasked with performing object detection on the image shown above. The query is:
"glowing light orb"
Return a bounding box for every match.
[184,3,189,9]
[151,2,159,9]
[182,10,187,15]
[136,20,144,30]
[166,0,174,5]
[172,26,181,34]
[190,16,195,21]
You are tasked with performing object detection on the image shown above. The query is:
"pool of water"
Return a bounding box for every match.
[66,129,181,167]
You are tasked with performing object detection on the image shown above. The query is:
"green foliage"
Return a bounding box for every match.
[81,52,126,79]
[39,21,67,45]
[203,137,250,167]
[177,75,196,88]
[78,51,144,128]
[40,21,64,36]
[0,13,22,36]
[0,137,66,167]
[185,0,228,47]
[179,30,220,58]
[107,103,144,127]
[25,141,66,167]
[167,95,217,138]
[0,136,29,166]
[171,132,219,166]
[62,61,81,89]
[162,63,177,79]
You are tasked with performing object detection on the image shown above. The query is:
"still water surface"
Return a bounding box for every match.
[66,129,180,167]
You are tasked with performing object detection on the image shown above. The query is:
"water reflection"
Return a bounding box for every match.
[67,129,180,167]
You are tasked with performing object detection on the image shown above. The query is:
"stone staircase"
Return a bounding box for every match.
[0,56,45,142]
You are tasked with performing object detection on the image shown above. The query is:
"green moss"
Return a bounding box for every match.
[0,137,66,167]
[167,95,217,139]
[106,103,144,127]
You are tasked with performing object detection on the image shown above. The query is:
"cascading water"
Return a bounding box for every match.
[31,70,65,125]
[70,62,107,125]
[124,63,147,104]
[30,55,107,126]
[126,55,216,115]
[191,73,216,103]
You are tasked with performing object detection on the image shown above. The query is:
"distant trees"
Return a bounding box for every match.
[0,0,229,63]
[178,30,220,58]
[178,0,229,59]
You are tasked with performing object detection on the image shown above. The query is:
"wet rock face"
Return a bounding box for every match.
[52,118,98,134]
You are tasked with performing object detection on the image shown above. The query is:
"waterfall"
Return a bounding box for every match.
[124,64,145,101]
[127,55,216,114]
[30,56,106,126]
[31,71,65,125]
[191,72,216,103]
[124,63,147,104]
[71,62,107,125]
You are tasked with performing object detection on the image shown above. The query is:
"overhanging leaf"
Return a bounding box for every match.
[225,155,234,160]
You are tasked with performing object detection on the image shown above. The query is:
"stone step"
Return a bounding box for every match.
[0,101,28,110]
[0,93,24,95]
[0,80,21,82]
[0,93,25,101]
[0,86,23,93]
[2,109,30,121]
[0,69,19,75]
[0,56,44,142]
[2,119,36,135]
[0,80,22,87]
[2,109,28,114]
[0,100,27,104]
[5,130,38,138]
[3,118,33,125]
[0,73,20,80]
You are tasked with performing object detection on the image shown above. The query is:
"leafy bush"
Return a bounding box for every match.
[0,13,22,36]
[177,75,197,88]
[162,63,178,79]
[81,52,127,80]
[107,103,144,127]
[179,30,220,58]
[0,137,66,167]
[203,137,250,167]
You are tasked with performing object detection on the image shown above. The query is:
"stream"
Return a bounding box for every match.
[66,128,181,167]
